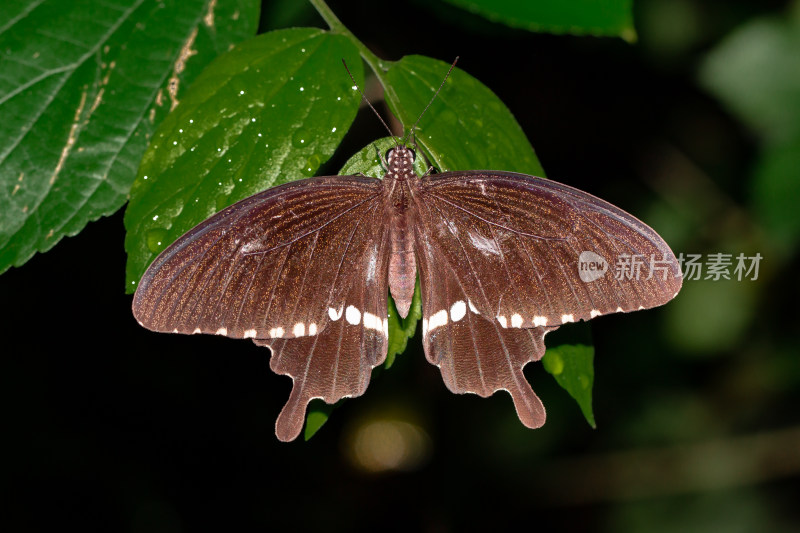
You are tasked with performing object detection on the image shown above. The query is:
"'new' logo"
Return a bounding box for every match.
[578,251,608,282]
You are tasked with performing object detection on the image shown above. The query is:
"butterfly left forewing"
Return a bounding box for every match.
[133,176,382,339]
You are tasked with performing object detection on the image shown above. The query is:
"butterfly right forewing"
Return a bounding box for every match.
[416,170,682,328]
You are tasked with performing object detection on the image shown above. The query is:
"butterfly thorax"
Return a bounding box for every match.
[384,145,420,319]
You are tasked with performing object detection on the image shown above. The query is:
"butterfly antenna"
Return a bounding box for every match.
[342,59,398,146]
[403,56,459,146]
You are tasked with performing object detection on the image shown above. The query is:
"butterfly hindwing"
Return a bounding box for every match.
[415,237,551,428]
[256,223,391,441]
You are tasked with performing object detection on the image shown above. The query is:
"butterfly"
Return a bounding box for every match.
[132,63,682,442]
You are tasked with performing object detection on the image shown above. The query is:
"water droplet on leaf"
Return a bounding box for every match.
[306,153,323,171]
[146,227,168,253]
[291,128,309,148]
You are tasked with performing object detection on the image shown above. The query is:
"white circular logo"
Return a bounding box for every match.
[578,251,608,282]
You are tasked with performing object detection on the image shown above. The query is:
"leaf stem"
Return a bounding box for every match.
[308,0,392,82]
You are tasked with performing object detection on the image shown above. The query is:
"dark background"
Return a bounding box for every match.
[3,0,799,531]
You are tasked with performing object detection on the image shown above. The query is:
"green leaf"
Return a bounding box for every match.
[0,0,259,275]
[382,55,544,176]
[543,343,596,427]
[443,0,636,40]
[385,281,421,369]
[304,398,340,441]
[124,28,363,291]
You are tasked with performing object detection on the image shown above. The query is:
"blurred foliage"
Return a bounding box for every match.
[700,0,800,254]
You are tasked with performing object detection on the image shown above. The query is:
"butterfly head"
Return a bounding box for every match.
[385,145,417,180]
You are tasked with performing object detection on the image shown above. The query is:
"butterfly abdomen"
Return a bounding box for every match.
[388,210,416,319]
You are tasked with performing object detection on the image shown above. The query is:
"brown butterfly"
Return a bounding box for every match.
[133,62,682,441]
